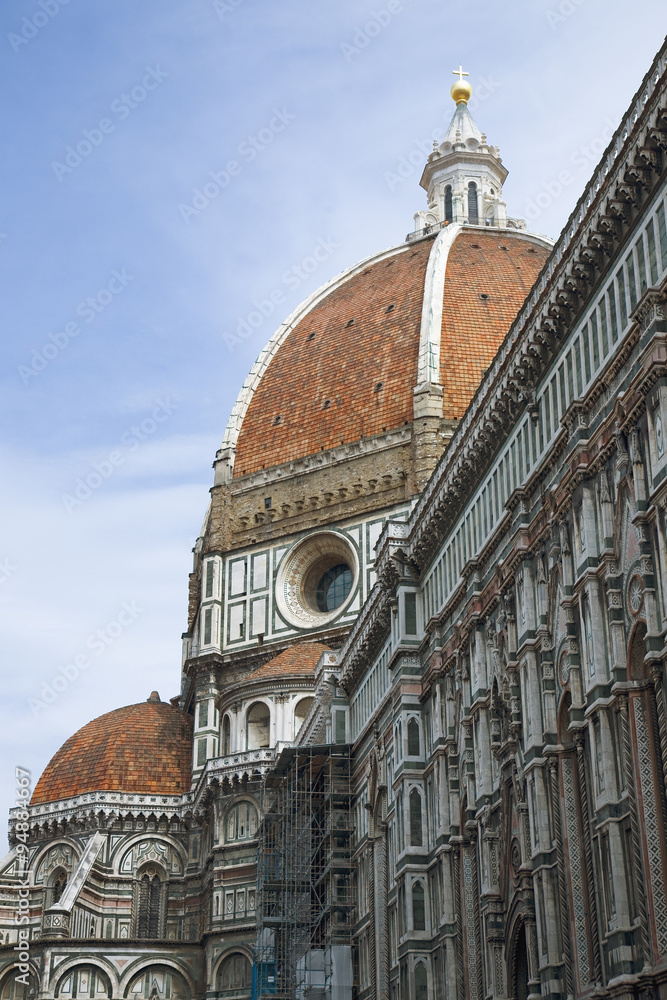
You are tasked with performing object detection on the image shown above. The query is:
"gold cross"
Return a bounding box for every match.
[452,65,469,82]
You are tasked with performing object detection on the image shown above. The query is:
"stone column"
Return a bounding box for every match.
[462,833,482,1000]
[650,663,667,814]
[559,750,593,991]
[574,732,601,983]
[374,833,389,1000]
[619,696,651,965]
[452,840,465,1000]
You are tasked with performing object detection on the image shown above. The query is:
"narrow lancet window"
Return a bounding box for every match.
[468,181,479,223]
[445,185,453,222]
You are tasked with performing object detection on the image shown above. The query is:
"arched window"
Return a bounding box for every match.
[134,866,164,939]
[52,868,67,904]
[1,972,38,1000]
[226,801,258,843]
[513,924,529,1000]
[294,697,314,733]
[55,965,111,998]
[412,881,426,931]
[414,961,428,1000]
[444,185,453,223]
[216,953,251,997]
[467,182,479,224]
[628,620,648,680]
[246,702,270,749]
[582,594,595,676]
[407,718,420,757]
[557,692,573,747]
[222,714,231,755]
[409,788,423,847]
[126,966,189,999]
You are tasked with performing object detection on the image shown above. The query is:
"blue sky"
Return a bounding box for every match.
[1,0,666,836]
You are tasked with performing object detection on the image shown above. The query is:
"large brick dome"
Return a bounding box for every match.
[222,226,551,478]
[31,695,193,805]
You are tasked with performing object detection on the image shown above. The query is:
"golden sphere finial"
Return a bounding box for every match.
[451,64,472,104]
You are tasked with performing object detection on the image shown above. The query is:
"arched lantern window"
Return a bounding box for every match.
[444,185,453,223]
[468,182,479,224]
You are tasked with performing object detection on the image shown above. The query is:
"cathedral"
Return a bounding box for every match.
[2,36,667,1000]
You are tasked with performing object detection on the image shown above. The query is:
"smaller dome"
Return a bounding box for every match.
[32,699,193,805]
[244,642,330,682]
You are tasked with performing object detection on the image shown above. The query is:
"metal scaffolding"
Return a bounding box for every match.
[252,745,353,1000]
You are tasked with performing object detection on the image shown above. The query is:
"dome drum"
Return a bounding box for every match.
[210,427,414,557]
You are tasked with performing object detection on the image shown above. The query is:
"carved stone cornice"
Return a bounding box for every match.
[192,748,277,808]
[635,289,667,332]
[230,425,412,494]
[13,789,189,841]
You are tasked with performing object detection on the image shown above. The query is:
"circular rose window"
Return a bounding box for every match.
[628,574,644,616]
[276,531,358,629]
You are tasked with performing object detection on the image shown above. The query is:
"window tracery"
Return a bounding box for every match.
[134,866,164,940]
[52,868,67,905]
[407,718,421,757]
[412,881,426,931]
[55,966,111,998]
[216,954,251,996]
[127,967,188,999]
[409,788,423,847]
[226,801,258,843]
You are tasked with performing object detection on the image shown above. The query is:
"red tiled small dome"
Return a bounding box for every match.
[244,642,330,682]
[31,697,193,805]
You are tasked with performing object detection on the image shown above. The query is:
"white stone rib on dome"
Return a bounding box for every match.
[416,224,461,386]
[415,224,554,390]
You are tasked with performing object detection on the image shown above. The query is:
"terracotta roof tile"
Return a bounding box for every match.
[233,229,550,477]
[31,699,193,805]
[440,231,550,416]
[234,240,434,476]
[244,642,330,682]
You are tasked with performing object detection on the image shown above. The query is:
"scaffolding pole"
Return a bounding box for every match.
[253,746,353,1000]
